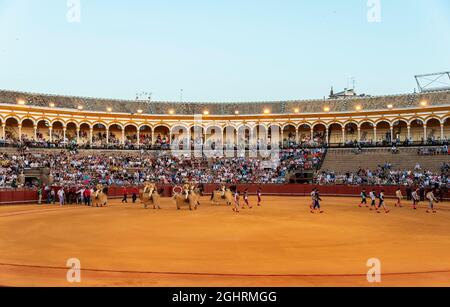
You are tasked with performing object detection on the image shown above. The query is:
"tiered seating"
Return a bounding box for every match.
[320,147,449,173]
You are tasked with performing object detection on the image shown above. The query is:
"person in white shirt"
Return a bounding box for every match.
[411,188,420,210]
[57,188,65,207]
[395,188,403,208]
[233,190,240,213]
[369,189,377,211]
[426,189,438,214]
[79,187,85,204]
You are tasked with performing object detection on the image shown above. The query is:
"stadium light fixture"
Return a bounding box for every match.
[355,105,361,111]
[420,101,428,107]
[49,103,55,108]
[17,99,26,105]
[235,110,240,115]
[263,109,271,114]
[169,109,175,115]
[107,107,113,112]
[387,104,394,109]
[78,105,84,110]
[203,110,210,115]
[137,109,143,114]
[323,107,330,112]
[294,108,300,113]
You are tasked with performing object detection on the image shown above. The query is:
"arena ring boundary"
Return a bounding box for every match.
[0,202,448,218]
[1,197,449,287]
[0,203,449,217]
[1,262,450,279]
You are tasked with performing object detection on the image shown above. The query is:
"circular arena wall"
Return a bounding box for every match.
[1,90,450,145]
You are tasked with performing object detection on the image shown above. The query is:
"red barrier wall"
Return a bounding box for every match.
[0,190,38,204]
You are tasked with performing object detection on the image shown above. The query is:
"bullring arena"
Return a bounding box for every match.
[1,89,450,287]
[1,195,450,287]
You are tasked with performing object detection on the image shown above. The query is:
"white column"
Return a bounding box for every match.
[137,130,140,147]
[187,129,192,149]
[76,128,80,144]
[373,127,377,143]
[2,124,6,140]
[90,128,94,145]
[33,125,37,141]
[296,127,299,144]
[18,124,22,142]
[63,127,67,144]
[357,127,361,142]
[106,129,110,144]
[48,127,52,142]
[121,129,125,145]
[441,123,445,141]
[325,127,329,145]
[407,125,411,141]
[390,126,394,142]
[342,127,345,145]
[423,125,427,141]
[151,129,155,145]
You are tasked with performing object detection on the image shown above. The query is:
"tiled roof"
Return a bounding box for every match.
[1,89,449,115]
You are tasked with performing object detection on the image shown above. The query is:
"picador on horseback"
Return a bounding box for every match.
[140,181,162,209]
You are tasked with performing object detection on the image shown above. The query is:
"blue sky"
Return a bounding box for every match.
[1,0,449,102]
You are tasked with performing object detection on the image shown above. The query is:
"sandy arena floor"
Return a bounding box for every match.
[0,196,449,287]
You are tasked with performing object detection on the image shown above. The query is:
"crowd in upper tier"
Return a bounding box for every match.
[2,124,449,151]
[0,148,325,189]
[0,130,327,150]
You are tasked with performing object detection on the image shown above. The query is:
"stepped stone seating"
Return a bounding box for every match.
[320,147,449,173]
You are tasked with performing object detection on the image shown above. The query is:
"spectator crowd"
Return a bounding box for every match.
[0,148,325,189]
[315,162,449,189]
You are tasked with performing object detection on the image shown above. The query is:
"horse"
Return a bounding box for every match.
[93,185,108,207]
[211,189,233,206]
[140,186,163,209]
[173,187,200,211]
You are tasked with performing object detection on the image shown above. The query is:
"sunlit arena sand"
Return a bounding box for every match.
[0,196,449,287]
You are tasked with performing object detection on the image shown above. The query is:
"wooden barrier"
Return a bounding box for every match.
[0,190,37,204]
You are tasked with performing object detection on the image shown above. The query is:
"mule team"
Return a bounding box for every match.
[138,182,262,212]
[91,182,263,212]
